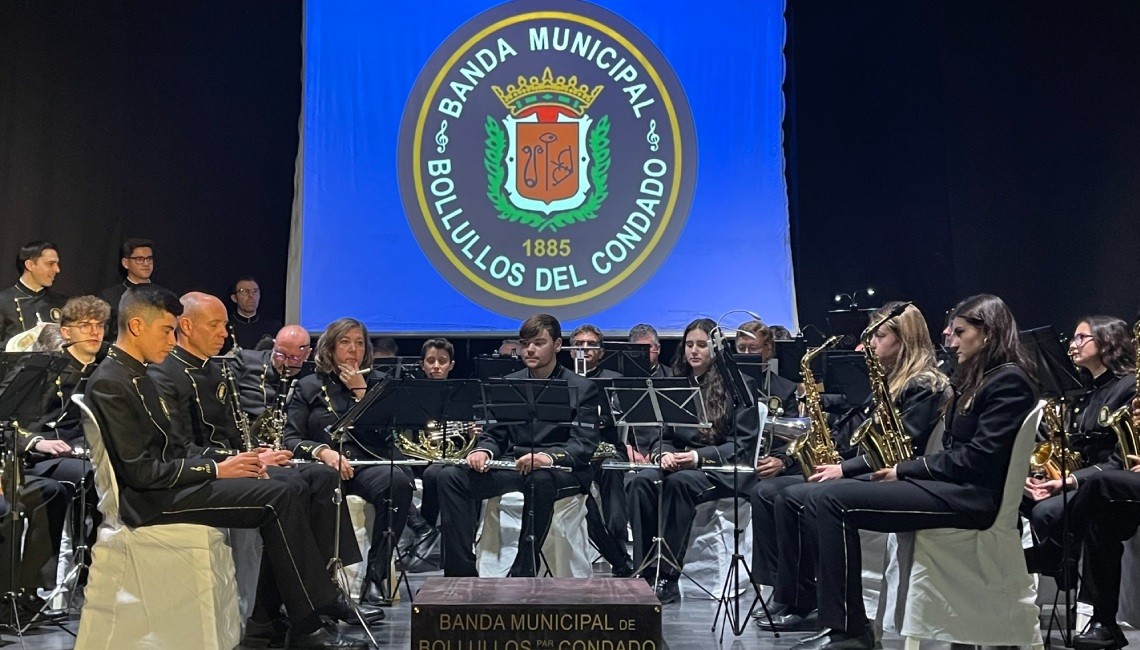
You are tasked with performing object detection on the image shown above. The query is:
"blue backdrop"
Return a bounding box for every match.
[297,0,795,334]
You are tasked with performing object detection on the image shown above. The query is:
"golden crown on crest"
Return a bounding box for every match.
[492,67,603,117]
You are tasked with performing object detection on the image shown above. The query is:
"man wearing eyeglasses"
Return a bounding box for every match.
[231,324,313,421]
[0,240,67,349]
[229,276,282,351]
[99,238,158,341]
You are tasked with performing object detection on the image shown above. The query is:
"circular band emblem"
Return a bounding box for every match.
[399,0,697,319]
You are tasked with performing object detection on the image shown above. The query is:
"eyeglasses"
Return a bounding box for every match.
[65,321,105,334]
[126,256,154,263]
[572,339,601,347]
[273,345,311,362]
[235,288,260,296]
[1070,333,1095,347]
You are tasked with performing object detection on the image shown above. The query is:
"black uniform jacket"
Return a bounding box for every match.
[1069,370,1137,472]
[651,371,762,493]
[86,346,218,526]
[473,365,601,471]
[23,349,101,451]
[282,370,396,462]
[0,281,66,347]
[148,346,242,462]
[231,348,282,418]
[896,363,1038,528]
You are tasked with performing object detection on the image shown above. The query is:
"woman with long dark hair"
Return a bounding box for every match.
[626,318,761,603]
[789,295,1038,650]
[282,317,414,605]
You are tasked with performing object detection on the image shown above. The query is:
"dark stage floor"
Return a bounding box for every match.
[5,569,1138,649]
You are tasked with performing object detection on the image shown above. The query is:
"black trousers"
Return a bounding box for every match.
[1067,470,1140,623]
[803,479,985,635]
[627,468,739,578]
[774,479,861,610]
[147,477,337,622]
[343,464,414,584]
[437,465,584,577]
[28,456,100,551]
[267,463,361,565]
[585,463,632,568]
[0,476,69,591]
[1023,491,1067,546]
[419,463,444,526]
[750,474,805,587]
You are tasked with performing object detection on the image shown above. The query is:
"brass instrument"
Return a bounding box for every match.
[849,302,914,471]
[218,362,255,452]
[1098,320,1140,470]
[784,335,844,477]
[394,420,478,461]
[1029,398,1082,479]
[591,441,619,461]
[250,374,292,451]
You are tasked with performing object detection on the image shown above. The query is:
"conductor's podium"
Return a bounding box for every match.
[413,578,661,650]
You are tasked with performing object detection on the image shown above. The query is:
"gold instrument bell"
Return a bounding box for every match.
[395,420,478,461]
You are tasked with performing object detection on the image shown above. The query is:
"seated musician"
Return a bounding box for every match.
[1024,315,1136,584]
[231,324,312,421]
[436,313,600,577]
[23,296,111,555]
[626,317,761,604]
[628,323,671,377]
[86,286,367,649]
[148,294,378,639]
[789,294,1037,650]
[736,318,798,407]
[1061,396,1140,650]
[282,317,413,605]
[751,303,949,631]
[570,323,636,576]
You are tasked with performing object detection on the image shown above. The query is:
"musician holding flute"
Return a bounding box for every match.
[791,295,1037,650]
[282,317,414,605]
[626,317,761,604]
[436,314,600,578]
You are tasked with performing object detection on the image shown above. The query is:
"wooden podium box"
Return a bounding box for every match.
[412,577,662,650]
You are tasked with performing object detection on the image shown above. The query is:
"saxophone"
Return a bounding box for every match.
[1029,398,1082,479]
[1098,319,1140,470]
[784,335,843,478]
[250,374,291,451]
[849,302,914,471]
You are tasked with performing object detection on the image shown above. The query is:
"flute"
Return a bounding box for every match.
[600,461,756,474]
[297,457,571,472]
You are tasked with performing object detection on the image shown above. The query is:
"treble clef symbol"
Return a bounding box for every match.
[435,121,450,154]
[646,119,660,152]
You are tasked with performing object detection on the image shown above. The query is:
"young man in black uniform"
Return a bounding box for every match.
[99,238,158,342]
[85,286,365,649]
[0,241,66,349]
[436,313,600,577]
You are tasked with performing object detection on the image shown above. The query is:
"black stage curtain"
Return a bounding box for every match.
[787,0,1140,334]
[0,1,300,320]
[2,1,1138,342]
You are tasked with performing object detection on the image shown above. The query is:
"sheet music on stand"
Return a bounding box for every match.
[341,378,484,432]
[597,342,653,378]
[0,353,72,423]
[1020,326,1087,400]
[603,377,710,429]
[476,378,577,428]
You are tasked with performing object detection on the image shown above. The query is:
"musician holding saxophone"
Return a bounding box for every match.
[436,314,600,578]
[789,295,1037,650]
[282,317,414,606]
[752,302,949,632]
[1022,316,1136,583]
[626,318,761,604]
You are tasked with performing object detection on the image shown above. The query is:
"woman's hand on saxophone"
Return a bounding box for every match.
[809,463,843,482]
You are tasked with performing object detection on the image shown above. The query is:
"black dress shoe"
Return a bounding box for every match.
[322,592,386,625]
[287,625,368,649]
[752,600,789,620]
[654,577,680,604]
[361,580,394,606]
[612,560,636,578]
[757,609,820,632]
[242,617,288,647]
[1073,622,1129,650]
[790,628,874,650]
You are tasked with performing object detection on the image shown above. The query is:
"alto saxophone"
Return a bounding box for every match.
[784,335,843,478]
[1098,319,1140,470]
[849,302,914,471]
[1029,398,1082,479]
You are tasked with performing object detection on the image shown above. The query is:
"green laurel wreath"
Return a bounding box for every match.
[485,115,610,233]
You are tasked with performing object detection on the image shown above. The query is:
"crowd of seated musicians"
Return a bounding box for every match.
[3,243,1139,650]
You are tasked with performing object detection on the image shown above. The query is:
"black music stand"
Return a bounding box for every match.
[0,353,71,637]
[476,378,578,577]
[597,342,652,378]
[604,377,716,596]
[473,355,525,380]
[1021,326,1086,647]
[772,339,808,383]
[370,356,423,378]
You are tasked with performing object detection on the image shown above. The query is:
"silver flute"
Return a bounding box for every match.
[600,461,756,474]
[297,457,571,471]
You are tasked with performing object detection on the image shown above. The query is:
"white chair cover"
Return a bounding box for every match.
[342,494,373,599]
[72,395,241,650]
[476,492,591,577]
[898,401,1045,647]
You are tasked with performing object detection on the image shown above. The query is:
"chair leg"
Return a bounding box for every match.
[904,637,920,650]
